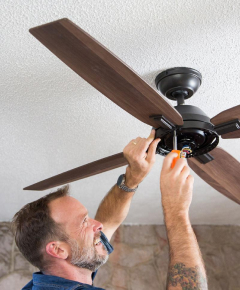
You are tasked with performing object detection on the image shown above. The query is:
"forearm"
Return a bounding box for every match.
[95,129,158,239]
[95,184,135,239]
[165,213,207,289]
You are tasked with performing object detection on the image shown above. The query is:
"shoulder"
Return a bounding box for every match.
[21,279,33,290]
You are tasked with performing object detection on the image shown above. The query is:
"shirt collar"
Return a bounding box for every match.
[32,272,86,289]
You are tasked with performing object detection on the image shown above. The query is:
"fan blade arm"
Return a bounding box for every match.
[24,152,128,191]
[211,105,240,139]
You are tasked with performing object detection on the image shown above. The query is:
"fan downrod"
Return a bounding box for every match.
[155,67,202,105]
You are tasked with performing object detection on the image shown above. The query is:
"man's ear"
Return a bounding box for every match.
[46,241,69,260]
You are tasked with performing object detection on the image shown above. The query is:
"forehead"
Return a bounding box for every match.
[48,196,87,226]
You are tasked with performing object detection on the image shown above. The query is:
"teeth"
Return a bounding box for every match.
[94,238,101,245]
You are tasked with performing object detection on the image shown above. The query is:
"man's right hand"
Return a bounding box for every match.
[160,152,208,289]
[160,152,194,218]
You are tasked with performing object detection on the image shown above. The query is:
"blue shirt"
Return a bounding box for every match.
[22,231,113,290]
[22,272,105,290]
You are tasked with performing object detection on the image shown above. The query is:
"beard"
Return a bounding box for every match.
[68,238,109,272]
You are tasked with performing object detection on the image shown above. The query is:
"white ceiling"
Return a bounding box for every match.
[1,0,240,224]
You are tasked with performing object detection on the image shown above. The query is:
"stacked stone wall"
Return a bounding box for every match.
[0,223,240,290]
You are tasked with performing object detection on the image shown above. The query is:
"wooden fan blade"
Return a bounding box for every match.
[29,18,183,128]
[188,147,240,204]
[24,153,128,191]
[211,105,240,139]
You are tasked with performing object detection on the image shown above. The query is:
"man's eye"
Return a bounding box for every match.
[83,217,87,223]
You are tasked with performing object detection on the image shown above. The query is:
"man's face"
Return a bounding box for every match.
[49,196,108,271]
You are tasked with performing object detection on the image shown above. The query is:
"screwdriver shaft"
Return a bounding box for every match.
[173,130,177,150]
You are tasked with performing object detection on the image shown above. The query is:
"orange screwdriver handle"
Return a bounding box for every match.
[171,150,181,169]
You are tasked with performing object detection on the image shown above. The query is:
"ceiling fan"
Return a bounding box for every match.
[24,18,240,205]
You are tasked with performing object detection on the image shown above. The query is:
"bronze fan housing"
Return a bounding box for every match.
[154,67,219,159]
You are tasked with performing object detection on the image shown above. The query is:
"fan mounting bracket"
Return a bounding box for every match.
[194,153,214,164]
[214,119,240,135]
[150,114,176,130]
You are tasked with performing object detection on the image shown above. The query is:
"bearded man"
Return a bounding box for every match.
[12,129,207,289]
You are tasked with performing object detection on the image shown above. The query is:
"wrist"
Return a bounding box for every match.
[164,210,190,228]
[124,172,140,189]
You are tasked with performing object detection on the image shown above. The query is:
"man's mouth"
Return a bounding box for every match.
[94,238,101,246]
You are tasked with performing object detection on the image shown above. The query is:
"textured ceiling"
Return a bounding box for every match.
[1,0,240,224]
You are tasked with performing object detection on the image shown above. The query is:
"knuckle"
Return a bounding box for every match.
[123,148,129,155]
[180,158,186,165]
[132,155,139,162]
[187,175,194,182]
[170,173,177,181]
[150,157,155,163]
[149,158,155,165]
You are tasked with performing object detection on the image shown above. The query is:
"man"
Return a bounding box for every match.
[12,130,208,289]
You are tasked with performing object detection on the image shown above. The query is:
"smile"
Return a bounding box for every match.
[94,238,101,246]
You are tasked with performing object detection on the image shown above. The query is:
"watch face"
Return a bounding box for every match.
[117,174,125,186]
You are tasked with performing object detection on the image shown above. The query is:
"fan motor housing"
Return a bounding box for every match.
[155,105,219,157]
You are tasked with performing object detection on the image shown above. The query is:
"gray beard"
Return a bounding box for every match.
[68,238,109,272]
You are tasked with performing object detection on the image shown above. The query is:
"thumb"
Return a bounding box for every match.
[161,152,178,174]
[146,138,160,163]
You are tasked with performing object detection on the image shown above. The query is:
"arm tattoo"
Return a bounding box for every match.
[167,263,207,289]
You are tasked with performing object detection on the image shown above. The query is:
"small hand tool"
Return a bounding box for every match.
[171,130,182,168]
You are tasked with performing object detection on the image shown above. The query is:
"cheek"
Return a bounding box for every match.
[79,227,94,245]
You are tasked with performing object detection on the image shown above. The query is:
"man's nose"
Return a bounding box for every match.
[92,219,103,232]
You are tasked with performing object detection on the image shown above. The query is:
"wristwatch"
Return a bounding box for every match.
[117,174,138,192]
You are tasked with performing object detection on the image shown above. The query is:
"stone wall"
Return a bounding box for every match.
[0,222,240,290]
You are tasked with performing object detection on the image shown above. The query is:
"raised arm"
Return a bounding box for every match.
[95,129,160,240]
[160,152,208,290]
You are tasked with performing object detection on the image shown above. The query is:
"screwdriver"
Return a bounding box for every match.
[171,130,182,169]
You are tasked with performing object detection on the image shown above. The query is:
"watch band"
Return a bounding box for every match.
[117,174,138,192]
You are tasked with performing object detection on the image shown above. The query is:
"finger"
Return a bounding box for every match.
[124,139,147,162]
[123,138,138,156]
[139,137,151,148]
[186,174,194,187]
[131,137,142,146]
[146,129,156,144]
[179,165,190,180]
[125,137,140,148]
[172,158,188,175]
[130,137,150,154]
[141,132,158,153]
[135,137,141,142]
[162,152,179,174]
[126,139,137,147]
[146,138,160,163]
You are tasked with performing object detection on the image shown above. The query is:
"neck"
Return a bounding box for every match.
[43,261,93,285]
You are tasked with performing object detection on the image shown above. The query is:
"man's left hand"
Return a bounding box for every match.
[123,129,160,188]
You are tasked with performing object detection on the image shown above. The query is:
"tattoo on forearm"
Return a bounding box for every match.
[167,263,207,289]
